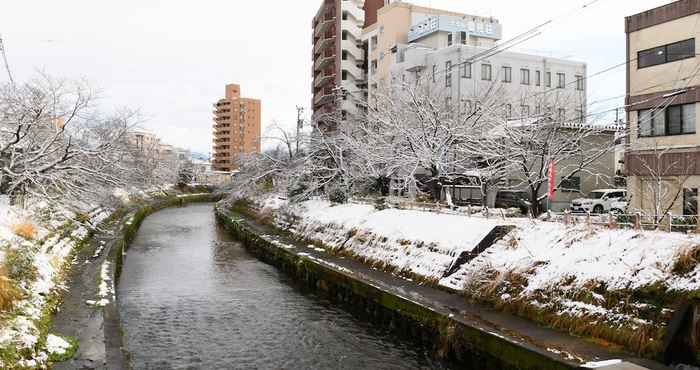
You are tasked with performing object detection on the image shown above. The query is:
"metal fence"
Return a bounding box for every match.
[351,197,699,234]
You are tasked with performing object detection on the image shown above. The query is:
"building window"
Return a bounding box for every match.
[445,61,452,87]
[502,66,512,83]
[576,75,584,91]
[481,64,492,81]
[342,31,349,40]
[545,72,551,87]
[371,59,377,75]
[535,71,541,86]
[575,109,583,122]
[462,99,472,113]
[638,103,696,137]
[558,108,566,121]
[557,73,566,88]
[342,11,348,20]
[370,35,378,51]
[342,70,348,80]
[460,31,467,45]
[521,69,530,85]
[638,38,695,69]
[461,62,472,78]
[342,50,348,60]
[684,188,698,216]
[447,33,453,47]
[505,104,512,119]
[445,96,452,108]
[535,105,541,115]
[560,177,581,192]
[433,64,437,83]
[521,105,530,117]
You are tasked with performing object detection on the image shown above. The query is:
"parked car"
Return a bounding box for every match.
[571,189,627,214]
[495,190,531,214]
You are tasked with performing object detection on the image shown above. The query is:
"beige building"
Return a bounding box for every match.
[625,0,700,217]
[212,83,261,172]
[362,2,501,99]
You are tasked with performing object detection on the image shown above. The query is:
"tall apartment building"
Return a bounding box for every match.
[625,0,700,217]
[212,84,261,172]
[363,2,502,100]
[311,0,366,128]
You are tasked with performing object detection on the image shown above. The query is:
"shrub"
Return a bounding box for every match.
[374,197,389,211]
[672,245,700,275]
[0,268,21,312]
[328,187,348,204]
[4,246,38,283]
[11,222,36,240]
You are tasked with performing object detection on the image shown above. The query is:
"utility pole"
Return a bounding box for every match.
[0,34,15,86]
[296,106,304,155]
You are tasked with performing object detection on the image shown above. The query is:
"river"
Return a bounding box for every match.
[118,203,451,369]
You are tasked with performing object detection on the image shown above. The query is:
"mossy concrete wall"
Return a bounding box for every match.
[215,209,577,370]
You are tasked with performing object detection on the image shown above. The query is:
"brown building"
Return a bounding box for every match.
[311,0,367,128]
[212,84,261,172]
[625,0,700,218]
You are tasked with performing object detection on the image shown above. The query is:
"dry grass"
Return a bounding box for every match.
[0,267,21,312]
[11,222,37,240]
[672,244,700,275]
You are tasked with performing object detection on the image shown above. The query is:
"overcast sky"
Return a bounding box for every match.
[0,0,671,156]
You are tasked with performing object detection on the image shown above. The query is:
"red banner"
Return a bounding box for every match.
[547,161,556,200]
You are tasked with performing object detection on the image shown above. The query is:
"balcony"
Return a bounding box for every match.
[314,72,334,88]
[314,54,335,71]
[314,17,335,38]
[313,90,335,106]
[314,36,335,55]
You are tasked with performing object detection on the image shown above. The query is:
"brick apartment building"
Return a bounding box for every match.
[212,84,261,172]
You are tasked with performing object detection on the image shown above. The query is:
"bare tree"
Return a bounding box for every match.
[0,74,138,208]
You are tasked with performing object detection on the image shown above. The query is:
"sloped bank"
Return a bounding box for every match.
[215,204,665,370]
[51,191,219,370]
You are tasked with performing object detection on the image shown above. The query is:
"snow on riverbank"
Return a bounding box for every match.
[252,194,700,352]
[259,195,700,294]
[0,185,181,368]
[282,199,504,280]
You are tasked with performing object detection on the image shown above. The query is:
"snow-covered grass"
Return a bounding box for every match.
[0,183,185,368]
[245,194,700,358]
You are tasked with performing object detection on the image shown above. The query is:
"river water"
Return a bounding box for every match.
[118,203,451,369]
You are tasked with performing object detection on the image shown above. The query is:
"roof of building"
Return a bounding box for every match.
[626,0,700,33]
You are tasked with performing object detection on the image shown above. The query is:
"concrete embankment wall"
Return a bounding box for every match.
[215,208,579,370]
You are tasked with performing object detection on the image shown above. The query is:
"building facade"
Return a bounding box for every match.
[625,0,700,217]
[212,84,261,172]
[311,0,366,127]
[392,43,588,123]
[363,2,502,101]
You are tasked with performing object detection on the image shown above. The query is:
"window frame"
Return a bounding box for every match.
[502,66,512,83]
[445,61,452,87]
[638,38,695,69]
[638,103,696,138]
[521,68,530,85]
[461,62,472,79]
[481,64,492,81]
[557,73,566,89]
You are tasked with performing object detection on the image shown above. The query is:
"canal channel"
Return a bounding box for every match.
[117,203,452,369]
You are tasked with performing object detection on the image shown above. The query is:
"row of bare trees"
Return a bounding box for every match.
[233,74,620,216]
[0,73,187,211]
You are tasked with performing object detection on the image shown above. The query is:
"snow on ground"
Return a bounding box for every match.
[443,221,700,293]
[256,196,700,295]
[267,198,507,280]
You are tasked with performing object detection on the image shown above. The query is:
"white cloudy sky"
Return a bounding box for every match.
[0,0,670,155]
